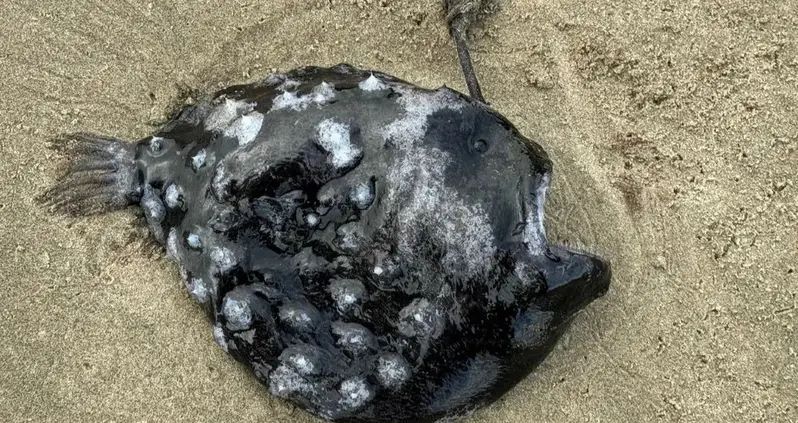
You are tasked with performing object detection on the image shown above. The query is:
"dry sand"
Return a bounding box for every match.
[1,0,796,422]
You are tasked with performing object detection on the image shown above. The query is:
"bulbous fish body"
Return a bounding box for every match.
[40,63,611,423]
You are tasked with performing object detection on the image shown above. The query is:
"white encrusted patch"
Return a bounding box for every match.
[336,222,364,253]
[212,324,228,353]
[234,329,256,344]
[263,73,286,86]
[376,353,411,389]
[222,295,253,331]
[331,322,376,355]
[164,184,181,209]
[524,174,550,255]
[269,364,317,398]
[280,347,320,376]
[386,147,496,276]
[329,279,366,312]
[191,149,207,170]
[186,277,210,304]
[271,81,336,111]
[349,182,374,209]
[278,304,315,331]
[211,163,229,199]
[305,213,319,227]
[223,111,264,146]
[141,185,165,224]
[277,79,301,91]
[316,119,361,168]
[166,228,180,261]
[338,377,373,410]
[381,88,464,150]
[187,233,202,250]
[359,74,388,91]
[205,98,255,132]
[397,298,445,339]
[210,246,237,274]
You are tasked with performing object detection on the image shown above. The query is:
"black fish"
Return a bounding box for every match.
[37,1,612,422]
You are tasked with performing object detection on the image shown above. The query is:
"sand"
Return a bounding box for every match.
[1,0,796,422]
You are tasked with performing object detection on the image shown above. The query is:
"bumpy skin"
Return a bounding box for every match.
[49,64,611,423]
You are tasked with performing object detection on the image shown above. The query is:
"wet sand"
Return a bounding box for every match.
[1,0,796,422]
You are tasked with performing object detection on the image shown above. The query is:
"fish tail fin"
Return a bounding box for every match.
[36,132,142,216]
[441,0,496,103]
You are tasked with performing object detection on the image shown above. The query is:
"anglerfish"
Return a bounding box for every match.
[37,1,612,422]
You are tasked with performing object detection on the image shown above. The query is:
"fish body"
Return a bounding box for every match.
[40,63,611,423]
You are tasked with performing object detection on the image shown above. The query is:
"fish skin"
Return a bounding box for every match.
[38,63,611,423]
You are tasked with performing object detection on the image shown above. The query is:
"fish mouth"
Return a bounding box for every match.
[518,171,612,308]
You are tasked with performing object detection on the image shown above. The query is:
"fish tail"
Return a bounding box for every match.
[36,132,142,216]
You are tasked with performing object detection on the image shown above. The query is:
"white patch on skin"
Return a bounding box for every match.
[164,184,181,209]
[223,111,264,146]
[277,79,301,91]
[187,233,202,249]
[331,322,376,354]
[187,278,210,304]
[271,81,336,111]
[349,182,374,209]
[263,73,285,86]
[329,279,366,311]
[279,306,313,330]
[316,119,361,168]
[386,147,496,276]
[205,98,255,132]
[524,174,550,255]
[376,353,411,389]
[513,261,542,290]
[210,246,237,274]
[359,74,388,91]
[234,329,256,344]
[381,88,464,150]
[269,364,316,398]
[222,296,253,331]
[141,185,165,225]
[397,298,444,339]
[336,223,363,252]
[191,149,206,170]
[166,228,180,261]
[212,324,228,353]
[286,353,316,376]
[338,377,372,410]
[211,163,228,198]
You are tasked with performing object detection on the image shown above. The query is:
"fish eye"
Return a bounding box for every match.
[474,139,489,154]
[150,138,163,153]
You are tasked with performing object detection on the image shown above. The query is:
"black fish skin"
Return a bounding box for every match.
[38,64,611,423]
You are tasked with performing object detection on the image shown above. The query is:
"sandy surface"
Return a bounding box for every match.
[1,0,796,422]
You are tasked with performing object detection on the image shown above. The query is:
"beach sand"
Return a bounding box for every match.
[1,0,796,421]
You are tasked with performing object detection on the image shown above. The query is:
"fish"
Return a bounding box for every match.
[36,1,612,422]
